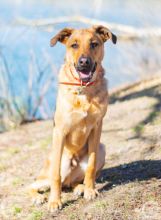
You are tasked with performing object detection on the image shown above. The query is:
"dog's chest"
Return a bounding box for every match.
[72,94,102,121]
[57,92,106,129]
[65,96,102,150]
[57,92,107,151]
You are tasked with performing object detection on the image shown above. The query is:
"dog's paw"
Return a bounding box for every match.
[32,194,47,206]
[73,184,84,196]
[84,188,99,200]
[48,199,63,212]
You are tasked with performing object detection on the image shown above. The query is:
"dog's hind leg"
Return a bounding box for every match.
[29,159,50,205]
[29,152,72,205]
[29,178,50,205]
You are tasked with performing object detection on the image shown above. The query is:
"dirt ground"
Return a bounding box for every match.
[0,76,161,220]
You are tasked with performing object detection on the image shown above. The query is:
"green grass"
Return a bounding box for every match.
[152,112,161,125]
[68,212,80,220]
[40,137,51,149]
[27,210,43,220]
[0,163,7,172]
[12,205,22,215]
[133,124,144,135]
[12,177,23,186]
[94,200,107,209]
[7,147,20,155]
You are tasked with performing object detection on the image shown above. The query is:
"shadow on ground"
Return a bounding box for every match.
[110,85,161,138]
[97,160,161,191]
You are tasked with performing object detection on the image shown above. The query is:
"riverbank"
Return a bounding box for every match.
[0,75,161,220]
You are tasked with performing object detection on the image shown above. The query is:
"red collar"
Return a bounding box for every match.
[59,81,96,87]
[59,66,97,87]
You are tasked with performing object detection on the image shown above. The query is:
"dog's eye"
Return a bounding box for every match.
[71,43,79,49]
[90,42,99,49]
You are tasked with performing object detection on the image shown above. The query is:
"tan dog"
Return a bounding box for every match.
[29,25,117,212]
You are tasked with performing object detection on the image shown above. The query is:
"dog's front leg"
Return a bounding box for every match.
[48,127,65,212]
[84,120,102,200]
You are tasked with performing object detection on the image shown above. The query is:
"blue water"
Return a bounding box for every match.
[0,0,161,120]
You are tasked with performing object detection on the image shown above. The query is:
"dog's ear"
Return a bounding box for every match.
[93,25,117,44]
[50,28,74,47]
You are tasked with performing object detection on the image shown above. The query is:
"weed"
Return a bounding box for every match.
[27,210,43,220]
[0,163,7,172]
[133,124,144,135]
[40,137,51,149]
[12,205,22,215]
[12,177,23,186]
[8,147,20,155]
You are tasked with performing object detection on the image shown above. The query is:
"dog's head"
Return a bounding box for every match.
[50,26,117,82]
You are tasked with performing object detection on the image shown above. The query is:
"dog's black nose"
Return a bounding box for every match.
[78,56,91,68]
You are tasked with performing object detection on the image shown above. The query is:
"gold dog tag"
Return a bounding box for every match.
[77,86,83,95]
[77,81,91,95]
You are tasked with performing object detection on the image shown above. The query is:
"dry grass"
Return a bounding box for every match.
[0,77,161,220]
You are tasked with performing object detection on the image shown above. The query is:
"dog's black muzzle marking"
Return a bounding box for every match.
[75,56,97,82]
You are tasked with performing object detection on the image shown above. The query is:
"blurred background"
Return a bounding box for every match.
[0,0,161,132]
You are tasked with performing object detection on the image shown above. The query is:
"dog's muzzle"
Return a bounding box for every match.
[75,56,97,82]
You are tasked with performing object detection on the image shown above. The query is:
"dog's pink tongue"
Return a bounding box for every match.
[79,72,89,79]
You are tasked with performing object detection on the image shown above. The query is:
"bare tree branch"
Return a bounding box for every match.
[16,15,161,39]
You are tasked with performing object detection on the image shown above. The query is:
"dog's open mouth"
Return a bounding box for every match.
[78,71,93,82]
[75,63,97,83]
